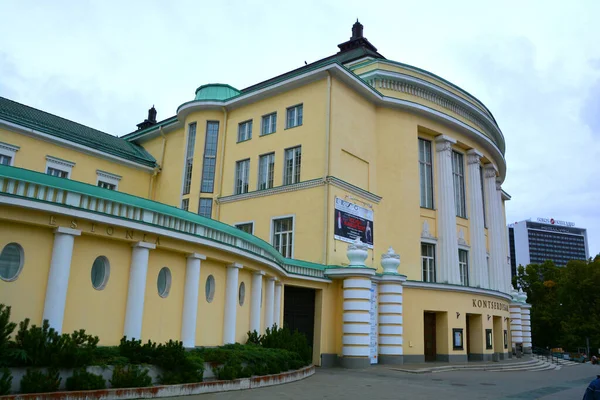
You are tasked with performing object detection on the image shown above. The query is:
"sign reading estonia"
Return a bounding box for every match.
[536,217,575,227]
[334,197,374,248]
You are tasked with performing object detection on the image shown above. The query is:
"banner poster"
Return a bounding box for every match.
[334,197,374,248]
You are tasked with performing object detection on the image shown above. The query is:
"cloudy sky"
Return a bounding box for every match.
[1,0,598,257]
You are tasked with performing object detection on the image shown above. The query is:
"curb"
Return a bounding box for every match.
[0,365,315,400]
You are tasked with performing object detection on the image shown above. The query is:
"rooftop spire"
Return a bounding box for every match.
[336,19,383,60]
[351,19,363,40]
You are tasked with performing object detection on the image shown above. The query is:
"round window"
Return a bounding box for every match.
[0,243,24,282]
[239,282,246,306]
[91,256,110,290]
[157,267,172,298]
[205,275,215,303]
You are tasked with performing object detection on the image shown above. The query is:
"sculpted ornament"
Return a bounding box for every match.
[484,165,497,178]
[381,247,400,274]
[347,236,368,266]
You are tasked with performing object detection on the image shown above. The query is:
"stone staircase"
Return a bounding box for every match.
[390,357,582,374]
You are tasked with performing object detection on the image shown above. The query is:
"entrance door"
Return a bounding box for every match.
[424,312,437,362]
[283,286,316,347]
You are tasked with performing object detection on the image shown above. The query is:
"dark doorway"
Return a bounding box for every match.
[283,286,316,347]
[466,315,471,355]
[424,312,437,362]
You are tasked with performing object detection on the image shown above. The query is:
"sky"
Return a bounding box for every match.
[1,0,598,257]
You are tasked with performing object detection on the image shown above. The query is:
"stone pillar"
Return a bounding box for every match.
[42,227,81,333]
[274,282,282,327]
[181,253,206,348]
[519,290,532,354]
[435,135,460,285]
[496,179,510,293]
[378,248,405,364]
[509,288,523,356]
[264,277,276,331]
[466,150,488,289]
[123,242,156,340]
[250,271,264,334]
[223,263,242,344]
[483,165,502,291]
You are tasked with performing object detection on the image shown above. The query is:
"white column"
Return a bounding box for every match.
[180,253,206,348]
[483,165,502,291]
[264,277,275,331]
[510,302,523,353]
[378,278,404,362]
[223,263,242,344]
[342,277,371,360]
[521,304,532,353]
[274,282,282,328]
[123,241,155,340]
[250,271,264,333]
[497,186,510,293]
[466,150,488,289]
[42,227,81,333]
[435,135,460,284]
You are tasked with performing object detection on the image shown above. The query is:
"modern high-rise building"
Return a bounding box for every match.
[508,218,590,274]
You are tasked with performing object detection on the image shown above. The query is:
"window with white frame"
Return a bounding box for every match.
[419,139,433,209]
[459,249,469,286]
[46,156,74,178]
[258,152,275,190]
[0,141,19,166]
[421,243,436,282]
[272,217,294,257]
[181,198,189,211]
[452,151,466,218]
[182,122,197,195]
[198,198,212,218]
[96,170,121,190]
[286,104,303,128]
[235,222,254,234]
[238,120,252,142]
[201,121,219,193]
[235,159,250,194]
[283,146,301,185]
[261,113,277,135]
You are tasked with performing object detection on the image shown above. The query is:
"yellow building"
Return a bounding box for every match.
[0,21,531,367]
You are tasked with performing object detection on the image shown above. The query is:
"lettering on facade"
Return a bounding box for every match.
[48,216,160,245]
[472,299,509,312]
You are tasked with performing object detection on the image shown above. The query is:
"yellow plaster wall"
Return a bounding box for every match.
[235,268,252,343]
[0,128,152,197]
[197,259,226,346]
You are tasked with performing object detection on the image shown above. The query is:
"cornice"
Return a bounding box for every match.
[46,155,75,168]
[0,141,20,153]
[403,280,512,301]
[97,170,122,181]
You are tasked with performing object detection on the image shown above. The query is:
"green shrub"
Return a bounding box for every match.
[61,330,99,368]
[93,346,128,366]
[110,365,152,388]
[65,368,106,391]
[0,368,12,396]
[0,305,17,367]
[13,319,62,367]
[246,325,312,365]
[155,340,203,384]
[20,368,61,394]
[246,330,261,345]
[118,336,157,364]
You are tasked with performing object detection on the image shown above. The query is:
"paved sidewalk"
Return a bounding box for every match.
[165,362,600,400]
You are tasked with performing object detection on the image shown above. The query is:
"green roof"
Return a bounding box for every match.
[0,96,157,168]
[195,84,240,101]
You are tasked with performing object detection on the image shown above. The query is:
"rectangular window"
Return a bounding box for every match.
[201,121,219,192]
[181,198,189,211]
[258,153,275,190]
[421,243,436,282]
[272,217,293,258]
[418,139,433,208]
[182,123,197,195]
[486,329,493,350]
[261,113,277,135]
[283,146,301,185]
[198,198,212,218]
[238,120,252,142]
[286,104,303,128]
[480,167,487,228]
[452,151,466,218]
[235,159,250,194]
[47,167,69,178]
[0,155,12,166]
[235,222,254,234]
[459,249,469,286]
[98,181,116,190]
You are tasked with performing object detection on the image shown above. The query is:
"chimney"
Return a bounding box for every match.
[136,105,158,131]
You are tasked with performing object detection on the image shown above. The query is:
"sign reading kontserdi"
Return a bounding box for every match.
[536,217,576,227]
[334,197,374,248]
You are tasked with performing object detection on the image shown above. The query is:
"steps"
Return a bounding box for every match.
[390,358,578,374]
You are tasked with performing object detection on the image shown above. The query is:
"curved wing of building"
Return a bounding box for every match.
[0,21,530,367]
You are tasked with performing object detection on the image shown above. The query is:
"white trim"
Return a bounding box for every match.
[0,119,154,172]
[0,141,19,166]
[403,280,512,301]
[0,195,330,283]
[46,156,74,178]
[233,220,255,234]
[270,214,295,259]
[421,237,438,245]
[96,170,121,190]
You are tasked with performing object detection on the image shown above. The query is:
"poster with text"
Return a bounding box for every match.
[334,197,374,248]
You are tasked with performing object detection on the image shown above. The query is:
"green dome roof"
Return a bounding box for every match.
[194,84,240,101]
